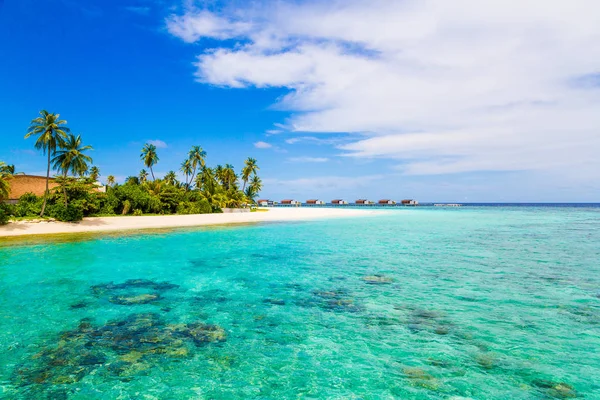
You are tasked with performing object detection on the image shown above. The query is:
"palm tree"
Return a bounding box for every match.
[52,134,93,204]
[245,175,263,203]
[223,164,238,190]
[139,169,149,183]
[52,134,93,177]
[188,146,206,187]
[197,166,217,194]
[0,161,12,201]
[215,165,225,186]
[164,171,178,186]
[25,110,70,216]
[126,176,140,185]
[241,157,259,191]
[89,166,100,182]
[106,175,115,187]
[181,159,193,189]
[140,143,159,180]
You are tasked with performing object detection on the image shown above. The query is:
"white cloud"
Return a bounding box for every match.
[288,157,329,163]
[168,0,600,182]
[266,129,283,135]
[254,141,273,149]
[285,136,348,145]
[166,10,252,43]
[147,139,168,149]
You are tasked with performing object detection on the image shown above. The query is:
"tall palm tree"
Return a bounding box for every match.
[52,134,93,177]
[241,157,259,191]
[223,164,238,190]
[188,146,206,187]
[139,169,149,183]
[164,171,178,186]
[106,175,115,187]
[197,166,217,194]
[181,159,193,189]
[245,175,263,203]
[214,165,225,186]
[140,143,159,180]
[52,134,93,204]
[25,110,70,216]
[0,161,12,201]
[89,166,100,182]
[126,176,140,185]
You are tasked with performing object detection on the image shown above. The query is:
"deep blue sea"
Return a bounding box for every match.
[1,205,599,399]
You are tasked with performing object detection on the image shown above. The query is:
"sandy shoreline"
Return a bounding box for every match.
[0,208,385,238]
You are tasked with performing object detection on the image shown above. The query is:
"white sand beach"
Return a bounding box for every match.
[0,208,385,238]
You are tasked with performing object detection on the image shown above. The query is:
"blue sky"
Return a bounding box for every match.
[1,0,599,202]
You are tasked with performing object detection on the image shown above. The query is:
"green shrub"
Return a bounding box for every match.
[0,204,10,225]
[176,202,197,215]
[98,191,119,215]
[48,203,83,222]
[197,198,212,214]
[15,192,43,217]
[133,209,143,216]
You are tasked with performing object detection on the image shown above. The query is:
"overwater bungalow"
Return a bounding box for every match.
[280,199,300,205]
[306,199,325,205]
[331,199,349,205]
[378,199,396,205]
[355,199,373,205]
[257,199,270,206]
[401,199,419,206]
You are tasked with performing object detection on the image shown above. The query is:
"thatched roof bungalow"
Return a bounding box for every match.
[306,199,325,205]
[378,199,396,205]
[6,175,59,201]
[355,199,373,205]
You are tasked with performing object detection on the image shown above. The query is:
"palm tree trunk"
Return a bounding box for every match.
[40,151,50,217]
[150,167,155,181]
[188,167,196,191]
[242,179,247,192]
[62,171,68,206]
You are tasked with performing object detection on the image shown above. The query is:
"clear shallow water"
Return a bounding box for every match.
[1,207,599,399]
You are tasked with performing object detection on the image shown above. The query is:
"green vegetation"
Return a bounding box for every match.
[0,162,13,225]
[0,110,262,225]
[25,110,71,216]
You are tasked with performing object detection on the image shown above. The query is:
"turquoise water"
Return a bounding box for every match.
[1,207,599,399]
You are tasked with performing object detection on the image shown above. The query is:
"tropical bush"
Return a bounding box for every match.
[0,204,10,225]
[48,202,83,222]
[14,193,43,217]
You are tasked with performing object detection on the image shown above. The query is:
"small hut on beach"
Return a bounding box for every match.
[331,199,349,205]
[257,199,270,206]
[306,199,325,205]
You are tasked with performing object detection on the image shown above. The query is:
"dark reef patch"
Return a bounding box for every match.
[12,313,226,390]
[90,279,179,307]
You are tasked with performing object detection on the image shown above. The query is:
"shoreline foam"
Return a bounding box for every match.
[0,208,386,238]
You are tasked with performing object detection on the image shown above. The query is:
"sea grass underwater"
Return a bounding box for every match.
[1,206,599,399]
